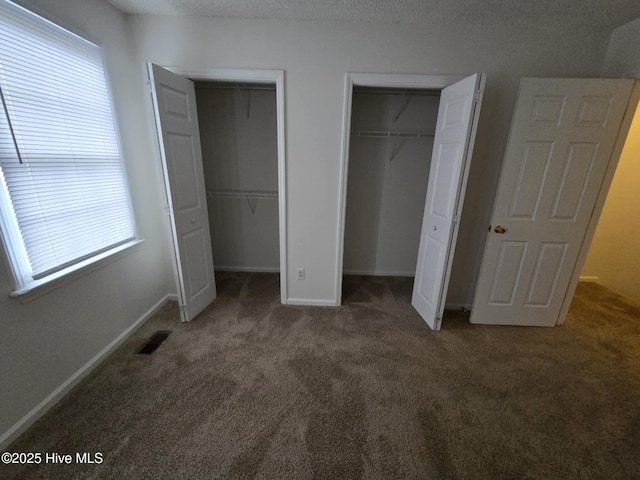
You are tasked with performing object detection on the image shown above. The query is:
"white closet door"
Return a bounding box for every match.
[471,78,633,327]
[148,63,217,322]
[412,74,485,330]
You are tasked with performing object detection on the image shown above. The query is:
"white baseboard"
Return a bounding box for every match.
[579,276,600,283]
[287,298,472,311]
[444,303,472,312]
[343,270,415,277]
[286,298,338,307]
[215,266,280,273]
[0,294,174,451]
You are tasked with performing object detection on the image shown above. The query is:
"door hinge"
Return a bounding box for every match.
[474,89,482,104]
[164,205,172,215]
[146,79,155,93]
[452,215,460,225]
[179,304,188,322]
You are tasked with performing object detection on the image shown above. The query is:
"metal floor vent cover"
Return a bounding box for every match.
[136,331,172,355]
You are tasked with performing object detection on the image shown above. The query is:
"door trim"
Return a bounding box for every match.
[335,73,465,306]
[161,67,288,304]
[556,80,640,325]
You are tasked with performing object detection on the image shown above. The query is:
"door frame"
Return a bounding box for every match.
[162,67,288,304]
[335,73,466,306]
[555,80,640,325]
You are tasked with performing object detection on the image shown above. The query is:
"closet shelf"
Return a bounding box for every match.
[207,190,278,200]
[351,131,434,139]
[195,84,275,91]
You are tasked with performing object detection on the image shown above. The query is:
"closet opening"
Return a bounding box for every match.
[336,73,485,329]
[148,65,288,320]
[194,80,282,295]
[342,86,441,303]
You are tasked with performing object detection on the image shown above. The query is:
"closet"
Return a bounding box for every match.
[194,82,280,272]
[343,87,441,278]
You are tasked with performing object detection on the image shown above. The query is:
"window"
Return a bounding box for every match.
[0,0,136,294]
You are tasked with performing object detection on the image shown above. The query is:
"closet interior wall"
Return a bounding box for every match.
[194,82,280,272]
[344,88,440,277]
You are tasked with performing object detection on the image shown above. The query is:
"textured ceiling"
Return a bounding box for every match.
[105,0,640,31]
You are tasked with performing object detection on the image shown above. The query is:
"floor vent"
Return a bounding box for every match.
[136,331,172,355]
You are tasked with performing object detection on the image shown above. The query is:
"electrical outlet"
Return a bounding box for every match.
[297,268,305,280]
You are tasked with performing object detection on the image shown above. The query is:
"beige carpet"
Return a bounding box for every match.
[2,273,640,479]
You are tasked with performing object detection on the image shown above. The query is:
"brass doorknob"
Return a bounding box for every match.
[494,225,506,234]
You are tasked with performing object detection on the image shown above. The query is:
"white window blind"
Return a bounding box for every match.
[0,0,135,287]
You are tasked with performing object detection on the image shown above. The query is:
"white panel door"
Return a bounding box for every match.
[412,74,485,330]
[471,78,633,327]
[148,64,217,322]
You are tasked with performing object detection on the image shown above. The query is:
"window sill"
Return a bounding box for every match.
[10,239,145,303]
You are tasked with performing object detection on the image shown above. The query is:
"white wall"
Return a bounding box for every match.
[582,20,640,302]
[196,85,280,271]
[602,16,640,78]
[130,15,610,305]
[582,102,640,302]
[344,91,438,276]
[0,0,173,445]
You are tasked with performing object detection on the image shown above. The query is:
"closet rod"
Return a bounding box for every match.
[195,85,275,91]
[351,130,434,138]
[353,89,441,97]
[206,189,278,200]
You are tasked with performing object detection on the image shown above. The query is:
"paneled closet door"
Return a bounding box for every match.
[412,74,485,330]
[148,63,217,322]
